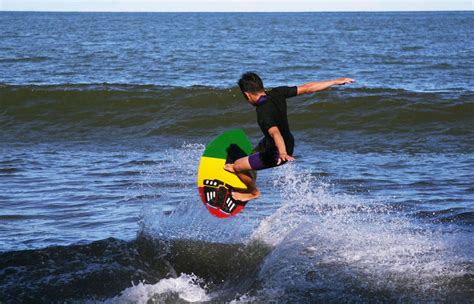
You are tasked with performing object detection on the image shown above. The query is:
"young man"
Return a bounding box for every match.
[225,72,354,202]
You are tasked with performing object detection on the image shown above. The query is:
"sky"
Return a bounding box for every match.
[1,0,472,12]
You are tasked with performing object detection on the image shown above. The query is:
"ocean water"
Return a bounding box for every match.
[0,11,473,303]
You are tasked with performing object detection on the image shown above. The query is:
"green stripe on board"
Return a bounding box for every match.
[203,128,253,159]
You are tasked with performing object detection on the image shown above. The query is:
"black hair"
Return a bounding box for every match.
[238,72,265,94]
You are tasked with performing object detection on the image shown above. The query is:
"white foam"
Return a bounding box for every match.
[107,273,210,303]
[133,143,471,300]
[138,142,258,244]
[250,164,470,298]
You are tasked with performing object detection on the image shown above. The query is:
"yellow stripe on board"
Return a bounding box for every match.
[197,156,247,189]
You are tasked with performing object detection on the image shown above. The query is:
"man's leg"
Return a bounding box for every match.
[224,141,263,174]
[226,156,260,201]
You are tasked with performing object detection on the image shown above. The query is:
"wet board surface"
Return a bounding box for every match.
[197,129,254,218]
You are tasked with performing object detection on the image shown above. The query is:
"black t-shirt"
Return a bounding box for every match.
[256,86,297,156]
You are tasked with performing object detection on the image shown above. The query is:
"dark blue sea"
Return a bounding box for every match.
[0,11,473,303]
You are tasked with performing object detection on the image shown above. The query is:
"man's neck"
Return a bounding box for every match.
[254,94,268,106]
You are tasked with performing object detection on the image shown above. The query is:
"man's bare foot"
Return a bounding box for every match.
[224,163,235,173]
[232,190,260,202]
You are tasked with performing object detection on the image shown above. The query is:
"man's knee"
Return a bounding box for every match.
[233,158,250,172]
[233,162,244,172]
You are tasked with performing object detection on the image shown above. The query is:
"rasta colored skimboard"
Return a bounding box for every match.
[197,129,255,218]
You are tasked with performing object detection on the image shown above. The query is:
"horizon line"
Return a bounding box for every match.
[1,9,472,13]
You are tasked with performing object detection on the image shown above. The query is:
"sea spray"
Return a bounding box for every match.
[134,143,472,301]
[250,164,471,302]
[138,142,258,244]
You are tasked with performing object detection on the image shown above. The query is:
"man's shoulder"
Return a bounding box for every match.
[267,86,298,99]
[267,86,287,95]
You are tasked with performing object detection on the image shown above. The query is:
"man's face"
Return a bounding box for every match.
[242,91,256,105]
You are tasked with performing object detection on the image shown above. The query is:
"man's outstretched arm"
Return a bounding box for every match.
[297,78,355,95]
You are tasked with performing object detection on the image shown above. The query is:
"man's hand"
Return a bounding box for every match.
[333,77,355,86]
[277,153,295,165]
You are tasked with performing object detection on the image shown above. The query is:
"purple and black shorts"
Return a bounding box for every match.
[247,138,289,171]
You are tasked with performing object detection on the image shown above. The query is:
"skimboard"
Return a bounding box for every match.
[197,129,255,218]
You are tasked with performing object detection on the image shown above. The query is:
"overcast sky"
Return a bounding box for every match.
[1,0,472,12]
